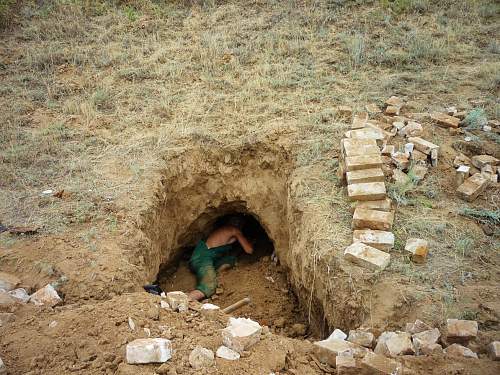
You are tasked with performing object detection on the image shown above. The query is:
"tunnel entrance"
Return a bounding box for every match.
[156,211,310,338]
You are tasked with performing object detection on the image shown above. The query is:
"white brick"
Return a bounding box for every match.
[344,242,391,271]
[166,291,189,312]
[126,338,172,364]
[216,346,240,360]
[353,230,394,251]
[347,330,375,348]
[313,339,368,366]
[374,331,415,357]
[327,328,347,341]
[201,303,220,320]
[222,317,262,353]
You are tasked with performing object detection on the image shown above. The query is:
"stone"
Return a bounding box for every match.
[313,339,368,366]
[216,346,240,360]
[412,328,441,355]
[126,338,172,364]
[0,313,15,327]
[385,96,404,108]
[0,291,15,307]
[454,154,471,167]
[8,288,30,303]
[222,317,262,353]
[407,137,439,155]
[0,357,5,375]
[353,230,394,251]
[347,330,375,348]
[411,149,427,163]
[410,164,428,182]
[430,148,438,167]
[166,291,188,312]
[420,343,443,355]
[345,155,383,172]
[457,173,489,202]
[352,208,394,231]
[385,106,400,115]
[391,152,410,170]
[374,331,415,357]
[355,198,392,212]
[381,144,395,156]
[341,139,380,157]
[361,351,402,375]
[0,272,21,292]
[446,106,457,116]
[336,354,358,374]
[346,168,385,185]
[200,303,220,320]
[128,317,136,331]
[189,346,214,369]
[471,154,499,169]
[327,328,347,341]
[404,142,414,155]
[160,300,170,310]
[400,121,423,137]
[405,319,431,335]
[446,319,478,343]
[431,112,460,128]
[392,169,410,184]
[487,341,500,361]
[352,112,368,129]
[29,284,62,307]
[366,103,381,113]
[404,238,429,263]
[456,165,470,186]
[444,343,478,359]
[344,242,391,271]
[337,106,353,118]
[345,127,385,142]
[347,182,386,201]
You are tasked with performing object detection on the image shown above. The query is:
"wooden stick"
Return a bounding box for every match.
[222,297,251,314]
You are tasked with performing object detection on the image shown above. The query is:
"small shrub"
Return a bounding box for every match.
[462,108,488,130]
[0,0,16,29]
[344,33,366,70]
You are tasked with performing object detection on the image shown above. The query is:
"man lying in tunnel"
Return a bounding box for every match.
[188,217,254,301]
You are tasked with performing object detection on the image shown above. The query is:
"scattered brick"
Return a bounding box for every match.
[166,291,189,312]
[352,208,394,231]
[381,144,395,156]
[313,339,368,367]
[353,229,394,251]
[400,121,423,137]
[392,169,410,184]
[411,164,428,182]
[361,351,402,375]
[375,331,415,357]
[344,242,391,271]
[347,329,375,348]
[453,154,471,167]
[30,284,62,307]
[420,343,443,355]
[471,154,499,169]
[412,328,441,355]
[126,338,172,364]
[405,320,432,335]
[456,173,489,202]
[391,152,410,170]
[446,319,478,344]
[404,238,429,264]
[431,112,460,128]
[444,343,478,359]
[487,341,500,361]
[456,165,470,186]
[352,112,368,129]
[407,137,439,155]
[222,317,262,353]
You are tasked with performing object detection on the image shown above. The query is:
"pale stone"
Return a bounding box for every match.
[345,127,385,142]
[454,154,471,168]
[457,173,489,202]
[353,230,394,251]
[446,106,457,116]
[352,208,394,231]
[344,242,391,271]
[160,300,170,310]
[405,319,431,335]
[407,137,439,155]
[352,112,368,129]
[446,319,478,343]
[327,328,347,341]
[0,291,15,307]
[189,346,214,369]
[222,317,262,353]
[420,343,443,355]
[201,303,220,320]
[385,96,404,108]
[0,313,15,327]
[0,272,21,292]
[128,317,136,331]
[126,338,172,364]
[361,351,402,375]
[313,339,368,366]
[166,291,188,312]
[355,198,392,212]
[410,164,428,182]
[347,182,387,201]
[348,330,375,348]
[8,288,30,303]
[444,343,478,359]
[365,122,394,139]
[374,331,415,357]
[346,168,385,185]
[471,154,499,169]
[487,341,500,361]
[430,148,438,167]
[456,165,470,187]
[404,238,429,264]
[385,106,400,115]
[431,112,460,128]
[216,346,240,360]
[412,328,441,355]
[336,354,358,374]
[391,152,410,170]
[0,357,5,375]
[366,103,381,113]
[404,143,414,155]
[381,144,395,156]
[392,169,410,184]
[400,121,423,137]
[345,155,383,172]
[29,284,62,307]
[342,139,380,157]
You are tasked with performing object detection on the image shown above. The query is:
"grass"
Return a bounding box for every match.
[459,207,500,226]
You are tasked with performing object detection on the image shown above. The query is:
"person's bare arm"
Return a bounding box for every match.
[233,229,254,254]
